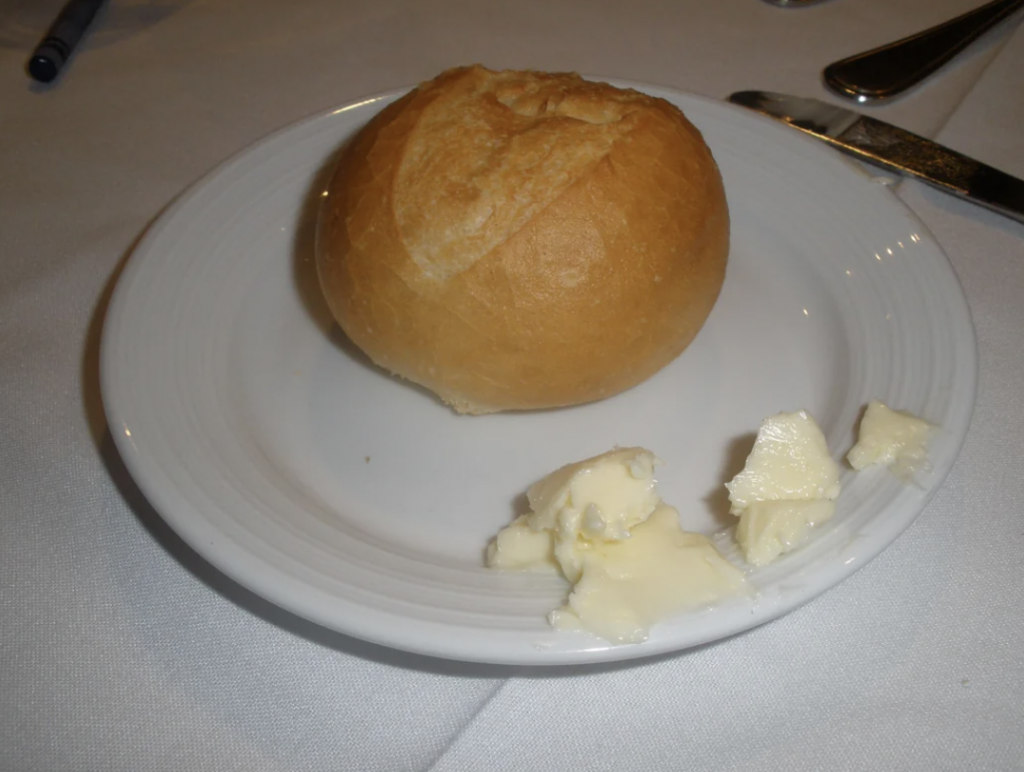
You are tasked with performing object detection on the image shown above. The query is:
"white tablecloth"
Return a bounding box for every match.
[3,1,1023,769]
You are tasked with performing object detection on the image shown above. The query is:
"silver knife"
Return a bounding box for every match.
[728,90,1024,225]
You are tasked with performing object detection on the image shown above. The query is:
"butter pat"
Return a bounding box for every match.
[734,499,836,567]
[486,448,746,644]
[486,515,556,572]
[727,411,841,566]
[847,401,933,480]
[520,447,660,583]
[551,506,747,644]
[726,410,841,513]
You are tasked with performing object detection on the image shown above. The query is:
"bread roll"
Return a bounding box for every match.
[316,65,729,414]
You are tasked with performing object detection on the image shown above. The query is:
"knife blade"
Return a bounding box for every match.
[728,90,1024,225]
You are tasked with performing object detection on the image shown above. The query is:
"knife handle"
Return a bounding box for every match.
[823,0,1024,102]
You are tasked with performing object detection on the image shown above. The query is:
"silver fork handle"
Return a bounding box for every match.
[823,0,1024,102]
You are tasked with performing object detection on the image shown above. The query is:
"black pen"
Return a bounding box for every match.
[28,0,108,83]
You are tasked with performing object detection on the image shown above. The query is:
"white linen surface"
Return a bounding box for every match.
[2,1,1022,770]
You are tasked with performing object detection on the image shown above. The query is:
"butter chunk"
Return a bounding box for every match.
[726,411,841,513]
[486,515,557,572]
[735,499,836,567]
[847,401,933,480]
[486,447,746,644]
[551,506,746,644]
[727,410,841,566]
[522,447,661,583]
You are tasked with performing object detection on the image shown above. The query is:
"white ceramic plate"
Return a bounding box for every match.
[101,82,976,666]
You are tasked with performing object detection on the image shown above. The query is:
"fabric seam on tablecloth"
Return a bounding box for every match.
[419,679,511,772]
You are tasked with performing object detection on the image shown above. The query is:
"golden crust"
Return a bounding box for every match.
[317,65,729,414]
